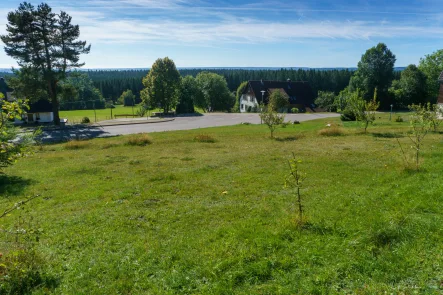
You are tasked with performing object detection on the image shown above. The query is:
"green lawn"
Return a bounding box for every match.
[59,105,143,123]
[60,105,205,123]
[1,115,443,294]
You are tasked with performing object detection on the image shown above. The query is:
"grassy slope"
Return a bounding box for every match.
[1,115,443,294]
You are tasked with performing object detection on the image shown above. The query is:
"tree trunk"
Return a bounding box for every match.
[48,79,60,125]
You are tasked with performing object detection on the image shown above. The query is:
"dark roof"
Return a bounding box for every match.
[0,77,13,98]
[438,84,443,104]
[243,80,315,107]
[28,99,53,113]
[439,71,443,82]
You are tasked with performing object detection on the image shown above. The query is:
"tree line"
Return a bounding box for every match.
[315,44,443,112]
[85,68,354,103]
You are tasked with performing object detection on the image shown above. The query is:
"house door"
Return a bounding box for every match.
[27,113,34,122]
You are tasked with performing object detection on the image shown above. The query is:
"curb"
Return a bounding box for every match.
[92,118,175,127]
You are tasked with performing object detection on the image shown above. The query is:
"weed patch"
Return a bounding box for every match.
[318,126,345,136]
[64,140,90,150]
[193,134,216,143]
[126,133,152,146]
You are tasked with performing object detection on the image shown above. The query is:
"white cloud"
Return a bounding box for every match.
[76,16,443,45]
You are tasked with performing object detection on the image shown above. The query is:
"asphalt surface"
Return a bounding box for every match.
[39,113,339,142]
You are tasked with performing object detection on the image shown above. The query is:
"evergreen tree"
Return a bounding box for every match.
[1,2,90,124]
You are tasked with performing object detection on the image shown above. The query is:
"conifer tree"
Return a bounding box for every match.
[1,2,90,124]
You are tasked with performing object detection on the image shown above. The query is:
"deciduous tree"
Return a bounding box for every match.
[196,72,234,112]
[349,43,396,108]
[418,49,443,101]
[176,76,202,114]
[142,57,181,114]
[268,89,289,112]
[388,65,427,108]
[0,94,36,169]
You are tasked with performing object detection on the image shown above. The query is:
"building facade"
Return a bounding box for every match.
[239,80,316,113]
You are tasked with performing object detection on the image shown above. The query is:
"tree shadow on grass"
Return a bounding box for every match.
[372,132,404,138]
[0,174,35,197]
[274,136,299,142]
[37,126,110,144]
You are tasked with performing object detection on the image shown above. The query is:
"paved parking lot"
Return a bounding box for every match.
[99,113,340,135]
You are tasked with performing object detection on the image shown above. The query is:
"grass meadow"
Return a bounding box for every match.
[1,113,443,294]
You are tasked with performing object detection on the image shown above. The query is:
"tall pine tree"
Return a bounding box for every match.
[1,2,90,124]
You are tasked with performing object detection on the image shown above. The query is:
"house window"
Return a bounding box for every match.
[36,113,40,120]
[241,104,244,110]
[249,96,253,102]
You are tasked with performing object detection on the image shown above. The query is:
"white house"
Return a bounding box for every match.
[239,80,316,113]
[438,71,443,119]
[26,99,54,123]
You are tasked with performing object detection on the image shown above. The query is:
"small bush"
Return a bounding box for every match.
[318,126,344,136]
[293,120,300,124]
[193,134,216,143]
[340,110,356,121]
[126,133,152,146]
[65,140,90,150]
[291,108,299,113]
[81,117,91,124]
[395,116,404,122]
[0,249,57,294]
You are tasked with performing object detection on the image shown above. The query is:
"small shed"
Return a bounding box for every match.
[26,99,54,123]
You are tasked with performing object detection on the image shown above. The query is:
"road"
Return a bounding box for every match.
[39,113,339,142]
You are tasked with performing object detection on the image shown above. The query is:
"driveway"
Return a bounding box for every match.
[39,113,339,142]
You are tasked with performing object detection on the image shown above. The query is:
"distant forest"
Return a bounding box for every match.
[86,68,357,101]
[0,68,402,102]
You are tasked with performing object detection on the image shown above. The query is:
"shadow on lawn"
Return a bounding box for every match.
[0,174,35,197]
[274,136,299,142]
[37,126,110,144]
[371,132,404,138]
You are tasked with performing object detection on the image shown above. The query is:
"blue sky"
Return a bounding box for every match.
[0,0,442,68]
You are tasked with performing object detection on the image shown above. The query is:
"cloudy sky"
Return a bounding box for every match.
[0,0,442,68]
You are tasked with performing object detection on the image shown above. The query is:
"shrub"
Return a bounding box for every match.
[291,108,299,113]
[193,134,216,143]
[126,133,152,146]
[64,140,90,150]
[293,120,300,124]
[0,196,57,294]
[136,106,148,117]
[259,110,285,138]
[395,116,404,122]
[81,117,90,124]
[318,126,344,136]
[340,110,356,121]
